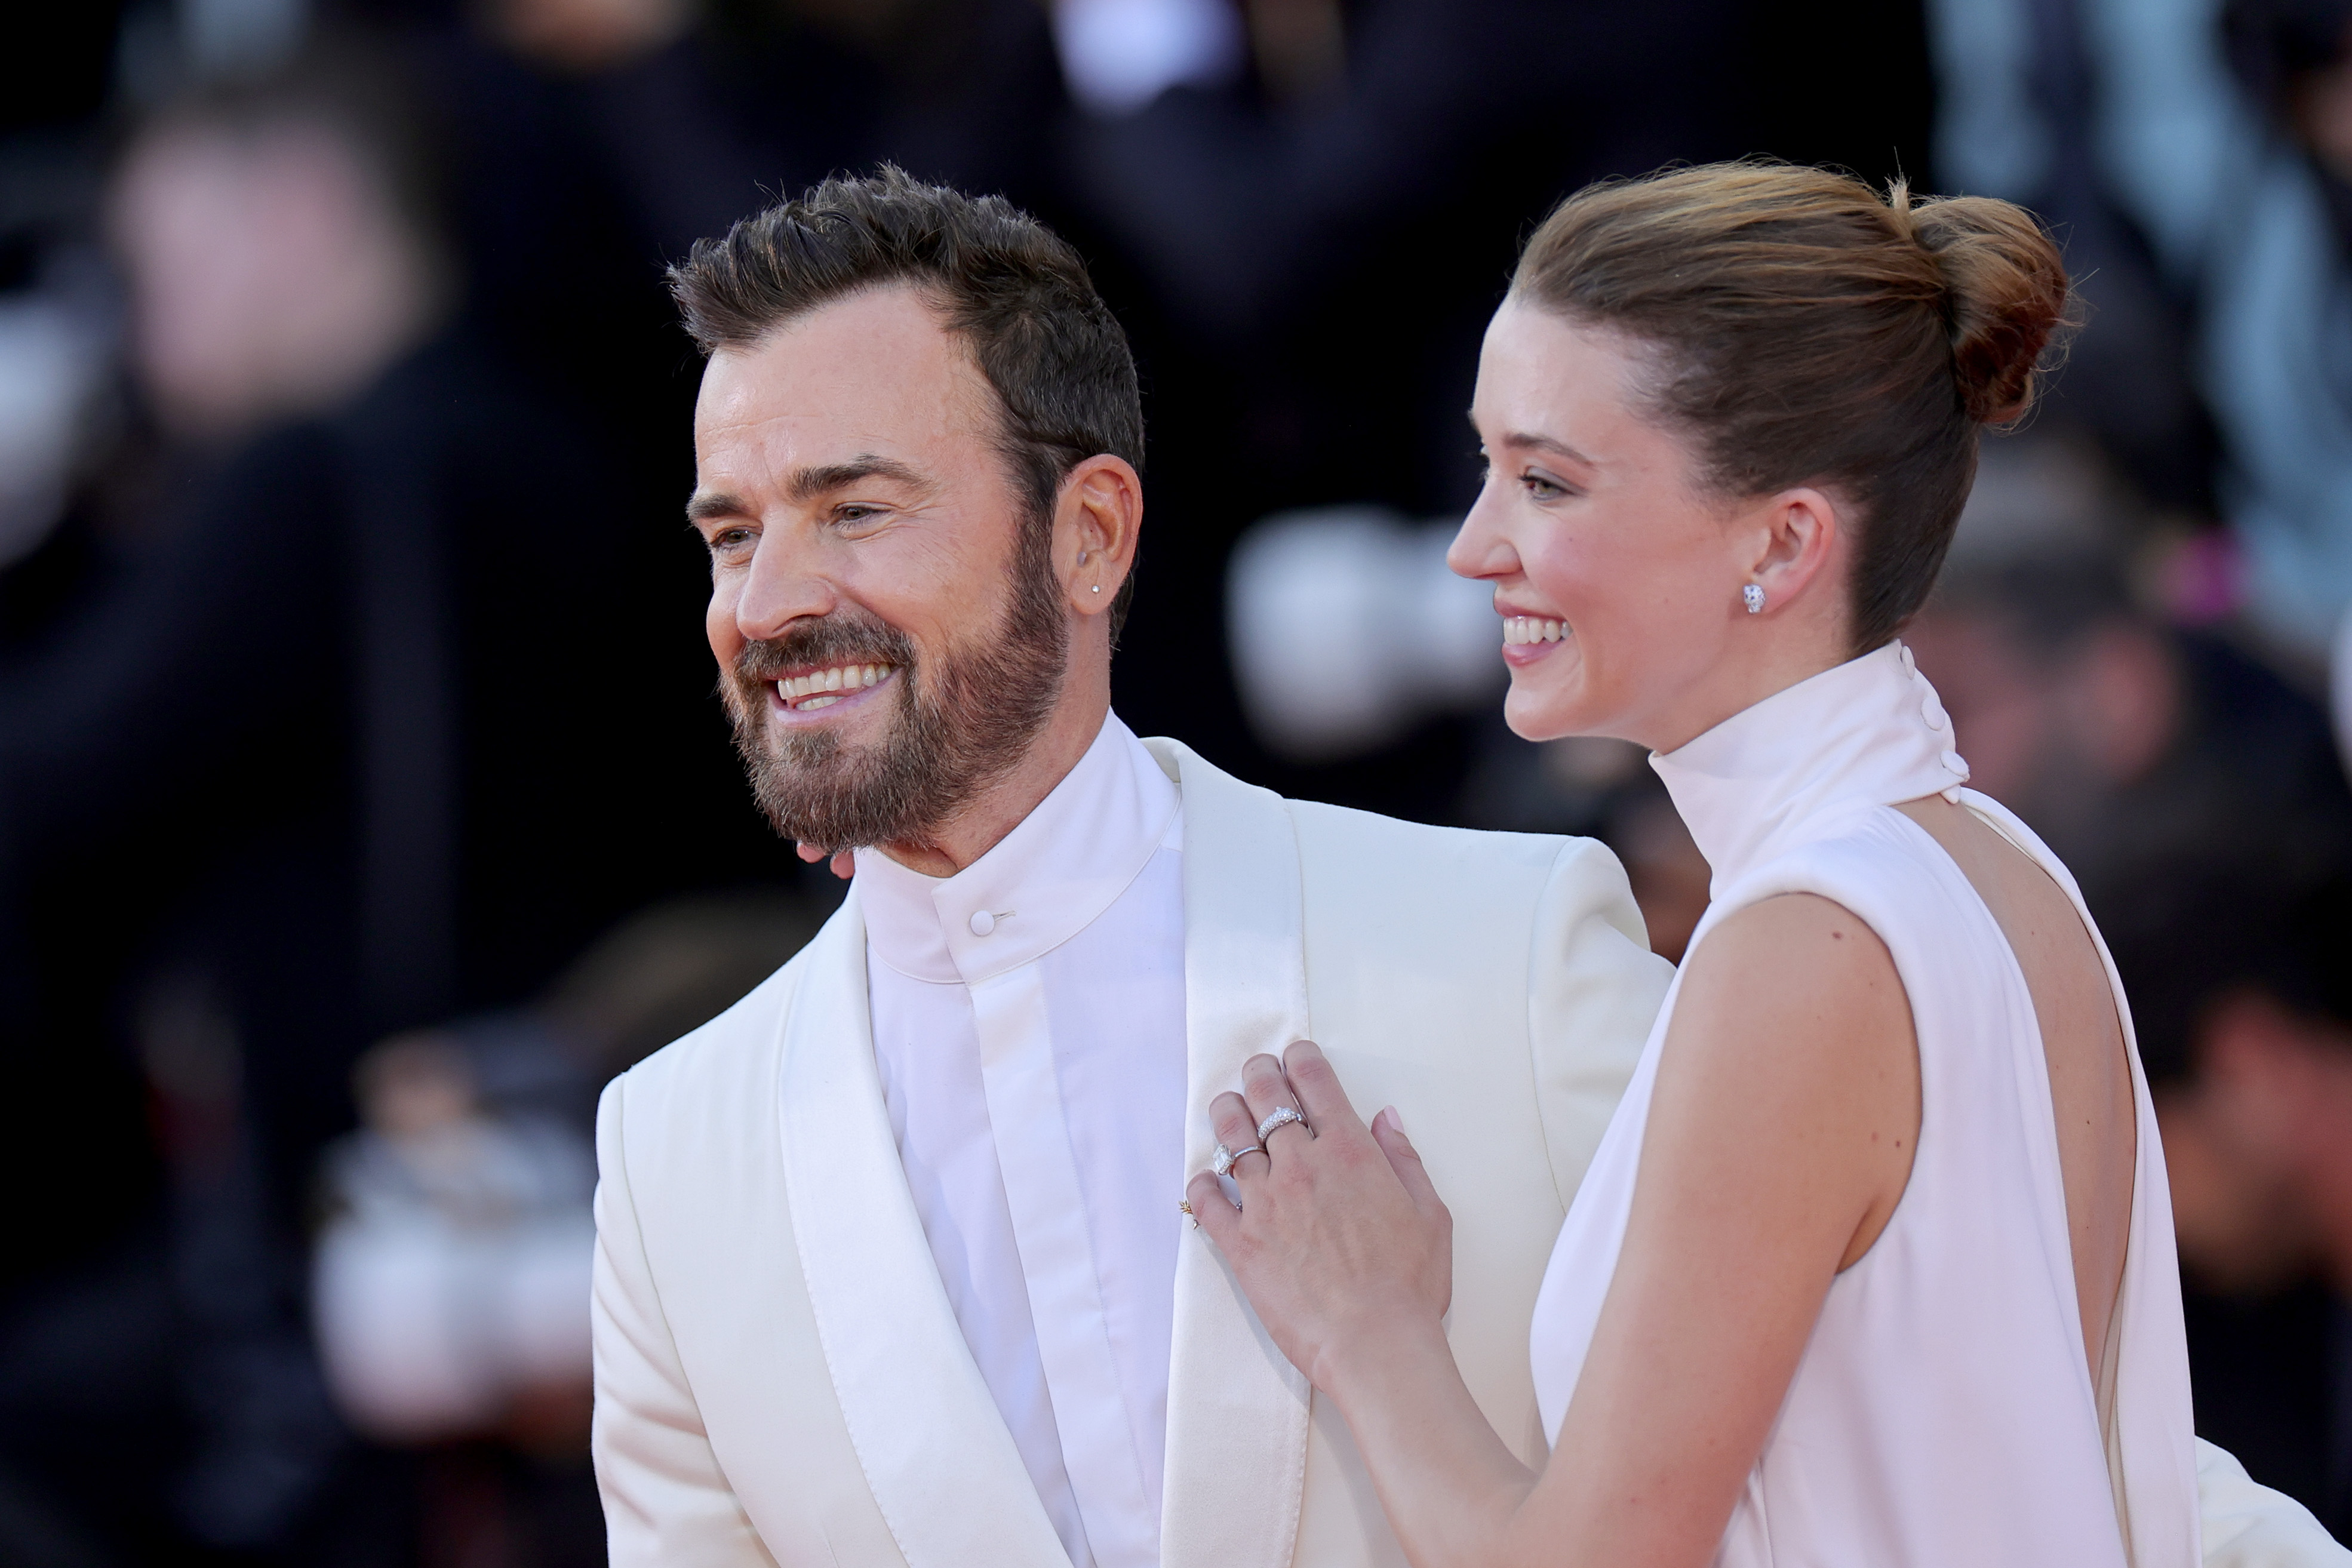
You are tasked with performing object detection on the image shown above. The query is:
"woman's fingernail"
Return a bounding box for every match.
[1378,1105,1403,1135]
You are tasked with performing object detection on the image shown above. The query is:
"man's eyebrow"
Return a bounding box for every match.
[684,456,930,525]
[785,454,928,505]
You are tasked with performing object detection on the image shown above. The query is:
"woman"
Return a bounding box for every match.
[1182,162,2198,1566]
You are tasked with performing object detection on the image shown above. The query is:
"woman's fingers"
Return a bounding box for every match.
[1240,1053,1309,1154]
[1372,1106,1445,1220]
[1184,1172,1242,1243]
[793,842,856,879]
[1209,1090,1268,1179]
[1283,1040,1366,1139]
[1370,1106,1454,1318]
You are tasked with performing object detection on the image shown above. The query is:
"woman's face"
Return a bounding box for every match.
[1452,297,1814,750]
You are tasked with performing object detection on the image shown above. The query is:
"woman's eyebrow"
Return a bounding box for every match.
[1500,430,1594,465]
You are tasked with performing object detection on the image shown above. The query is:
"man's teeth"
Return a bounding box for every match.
[1502,616,1568,646]
[776,663,893,710]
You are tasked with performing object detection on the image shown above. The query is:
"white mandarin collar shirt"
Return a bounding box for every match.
[854,713,1186,1568]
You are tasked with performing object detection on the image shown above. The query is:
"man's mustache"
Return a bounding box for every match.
[732,616,919,685]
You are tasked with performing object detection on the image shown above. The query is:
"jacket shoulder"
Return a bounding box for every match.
[1284,795,1562,862]
[1284,797,1635,925]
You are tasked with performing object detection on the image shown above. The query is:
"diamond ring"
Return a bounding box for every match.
[1257,1106,1308,1142]
[1213,1142,1264,1178]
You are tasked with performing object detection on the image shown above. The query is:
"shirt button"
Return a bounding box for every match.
[968,910,996,937]
[1940,749,1969,776]
[1921,691,1949,731]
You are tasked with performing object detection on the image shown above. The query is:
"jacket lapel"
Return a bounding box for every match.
[1148,739,1315,1568]
[777,894,1071,1568]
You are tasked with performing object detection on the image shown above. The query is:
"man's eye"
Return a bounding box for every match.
[835,504,885,526]
[708,527,755,555]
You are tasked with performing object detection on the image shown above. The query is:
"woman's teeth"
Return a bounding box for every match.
[1502,616,1567,646]
[776,663,893,711]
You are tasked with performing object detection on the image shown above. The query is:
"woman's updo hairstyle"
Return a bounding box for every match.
[1512,160,2070,653]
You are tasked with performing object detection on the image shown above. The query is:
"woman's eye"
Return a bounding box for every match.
[1521,471,1567,500]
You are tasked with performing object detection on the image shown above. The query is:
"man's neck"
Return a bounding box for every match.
[875,681,1112,878]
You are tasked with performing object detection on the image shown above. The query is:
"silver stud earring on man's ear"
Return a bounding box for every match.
[1742,583,1766,614]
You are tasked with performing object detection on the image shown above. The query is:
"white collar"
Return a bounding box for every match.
[1649,641,1970,899]
[854,712,1182,985]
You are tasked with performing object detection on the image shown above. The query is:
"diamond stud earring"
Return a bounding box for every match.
[1742,583,1766,614]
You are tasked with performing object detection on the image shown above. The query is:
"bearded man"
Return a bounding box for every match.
[591,170,2348,1568]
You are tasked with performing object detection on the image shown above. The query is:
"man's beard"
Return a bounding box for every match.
[719,530,1070,855]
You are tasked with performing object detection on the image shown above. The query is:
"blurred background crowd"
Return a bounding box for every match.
[4,0,2352,1560]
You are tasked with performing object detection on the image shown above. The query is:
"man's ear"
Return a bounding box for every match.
[1053,454,1142,617]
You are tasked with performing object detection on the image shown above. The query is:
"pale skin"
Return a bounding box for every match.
[111,123,448,442]
[1184,297,2139,1568]
[687,284,1140,877]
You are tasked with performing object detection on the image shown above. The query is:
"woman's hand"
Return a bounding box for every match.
[1183,1041,1453,1392]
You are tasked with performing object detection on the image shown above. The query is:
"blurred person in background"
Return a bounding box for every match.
[2110,873,2352,1541]
[403,0,1062,490]
[0,45,460,1563]
[0,36,745,1563]
[1927,0,2352,653]
[1904,435,2352,917]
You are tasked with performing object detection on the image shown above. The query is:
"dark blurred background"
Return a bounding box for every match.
[3,0,2351,1560]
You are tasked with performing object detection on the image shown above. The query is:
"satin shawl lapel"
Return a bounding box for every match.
[777,893,1071,1568]
[1148,739,1314,1568]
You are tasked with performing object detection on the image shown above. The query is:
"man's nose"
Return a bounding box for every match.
[736,530,838,640]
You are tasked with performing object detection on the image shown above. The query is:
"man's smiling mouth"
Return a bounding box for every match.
[774,662,896,712]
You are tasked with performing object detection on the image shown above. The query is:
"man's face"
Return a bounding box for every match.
[689,286,1068,853]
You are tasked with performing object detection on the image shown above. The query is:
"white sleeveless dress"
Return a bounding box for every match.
[1528,642,2200,1567]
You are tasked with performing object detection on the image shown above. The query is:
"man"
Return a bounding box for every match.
[591,169,2348,1567]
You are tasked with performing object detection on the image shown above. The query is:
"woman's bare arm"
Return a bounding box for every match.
[1188,893,1920,1568]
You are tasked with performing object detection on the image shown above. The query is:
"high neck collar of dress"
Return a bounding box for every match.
[1649,641,1970,900]
[853,712,1180,985]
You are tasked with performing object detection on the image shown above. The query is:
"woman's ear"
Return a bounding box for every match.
[1744,486,1841,617]
[1054,454,1143,617]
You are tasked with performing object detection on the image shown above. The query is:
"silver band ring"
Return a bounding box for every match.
[1257,1106,1308,1142]
[1213,1142,1265,1178]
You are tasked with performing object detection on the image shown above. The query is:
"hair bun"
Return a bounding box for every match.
[1890,187,2070,425]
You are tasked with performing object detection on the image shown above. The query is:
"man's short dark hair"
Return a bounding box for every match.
[669,166,1145,637]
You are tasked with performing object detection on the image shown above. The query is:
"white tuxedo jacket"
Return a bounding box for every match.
[592,739,2350,1568]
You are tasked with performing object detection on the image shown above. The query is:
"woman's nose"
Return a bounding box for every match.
[1446,494,1518,582]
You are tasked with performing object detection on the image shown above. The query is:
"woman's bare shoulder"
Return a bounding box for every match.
[1661,893,1921,1271]
[1680,892,1905,1026]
